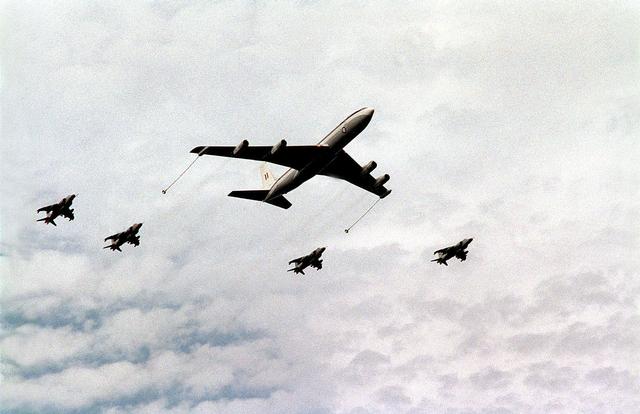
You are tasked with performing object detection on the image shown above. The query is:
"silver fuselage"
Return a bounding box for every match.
[265,107,374,201]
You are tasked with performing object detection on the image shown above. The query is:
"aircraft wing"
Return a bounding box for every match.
[319,151,391,197]
[61,209,74,220]
[104,232,123,242]
[37,203,58,213]
[288,256,304,265]
[434,246,454,255]
[191,145,332,170]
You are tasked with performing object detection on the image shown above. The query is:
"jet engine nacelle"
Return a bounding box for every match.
[270,139,287,156]
[233,139,249,155]
[374,174,390,188]
[361,161,377,176]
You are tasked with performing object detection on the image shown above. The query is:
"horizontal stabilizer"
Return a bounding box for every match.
[37,217,56,226]
[265,195,291,209]
[228,190,269,201]
[228,190,291,209]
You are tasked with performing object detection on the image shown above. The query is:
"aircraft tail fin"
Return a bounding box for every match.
[260,163,277,189]
[228,190,291,209]
[431,258,448,266]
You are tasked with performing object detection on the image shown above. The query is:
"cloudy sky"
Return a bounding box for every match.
[1,1,639,413]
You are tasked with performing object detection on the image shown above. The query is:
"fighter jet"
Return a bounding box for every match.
[288,247,326,275]
[36,194,76,226]
[191,107,391,209]
[431,238,473,266]
[103,223,143,251]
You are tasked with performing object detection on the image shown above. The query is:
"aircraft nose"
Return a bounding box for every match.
[362,107,374,118]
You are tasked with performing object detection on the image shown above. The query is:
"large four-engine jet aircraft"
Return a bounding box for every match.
[37,194,76,226]
[190,107,391,209]
[431,238,473,266]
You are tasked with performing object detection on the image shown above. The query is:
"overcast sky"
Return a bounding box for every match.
[1,1,639,413]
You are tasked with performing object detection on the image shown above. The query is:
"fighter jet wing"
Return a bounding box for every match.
[288,256,304,265]
[191,145,332,170]
[455,250,467,259]
[104,232,123,242]
[37,203,58,213]
[61,209,74,220]
[319,151,391,197]
[434,246,454,255]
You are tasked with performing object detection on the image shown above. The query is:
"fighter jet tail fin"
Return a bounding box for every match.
[228,190,291,209]
[260,163,277,189]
